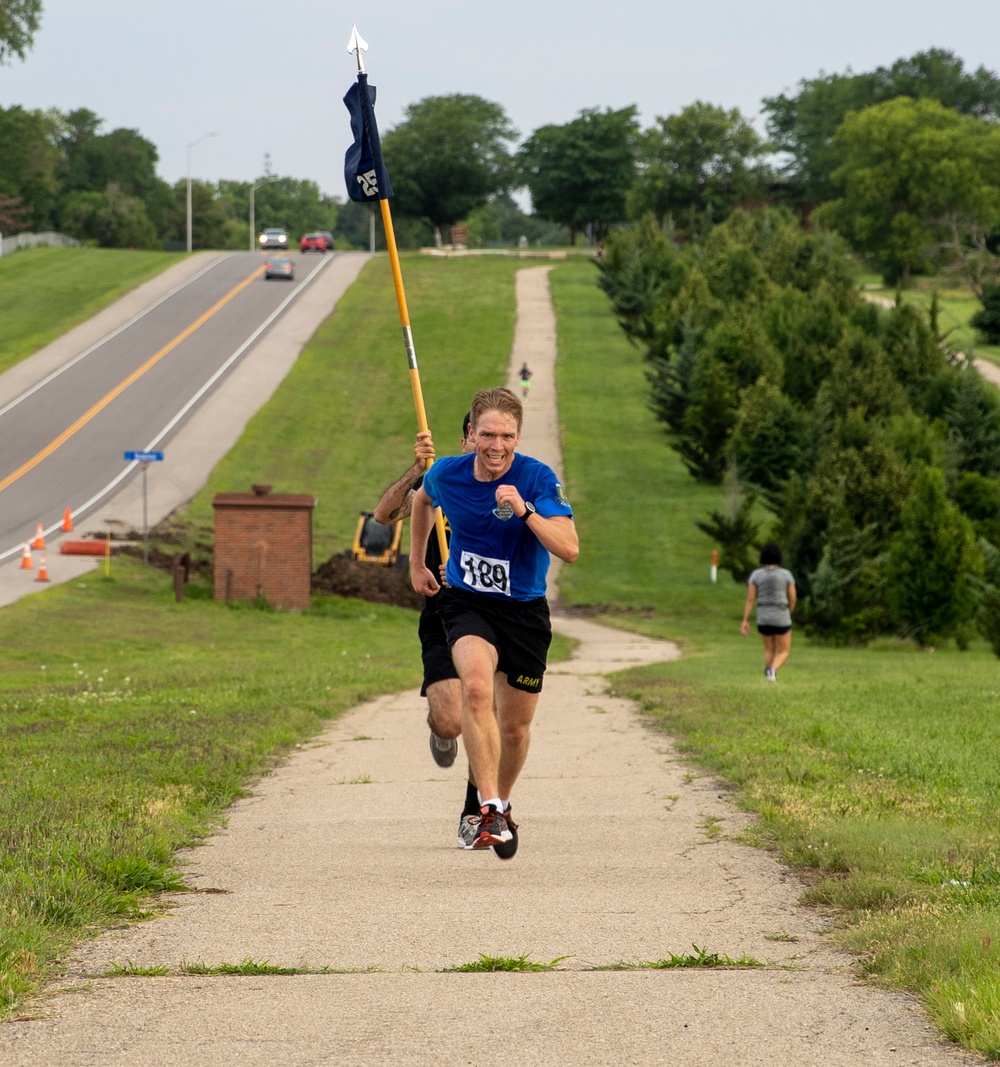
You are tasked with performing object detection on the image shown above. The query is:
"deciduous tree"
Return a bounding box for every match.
[0,0,41,64]
[764,48,1000,208]
[518,106,639,245]
[815,97,1000,285]
[382,94,516,245]
[628,102,772,235]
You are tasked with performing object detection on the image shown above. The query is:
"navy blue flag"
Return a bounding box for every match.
[344,73,393,203]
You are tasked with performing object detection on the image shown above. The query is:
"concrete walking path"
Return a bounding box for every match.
[1,267,978,1066]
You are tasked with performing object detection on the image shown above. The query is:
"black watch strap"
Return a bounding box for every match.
[519,502,536,521]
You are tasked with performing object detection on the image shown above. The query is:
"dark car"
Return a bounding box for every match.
[258,227,288,250]
[300,232,326,253]
[318,231,334,250]
[264,255,295,280]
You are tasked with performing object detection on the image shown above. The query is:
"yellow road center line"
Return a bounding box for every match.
[0,265,266,494]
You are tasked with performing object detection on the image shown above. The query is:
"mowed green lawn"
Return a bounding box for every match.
[0,247,184,375]
[2,251,1000,1056]
[552,258,1000,1059]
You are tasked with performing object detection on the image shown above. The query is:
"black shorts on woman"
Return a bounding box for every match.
[436,585,552,694]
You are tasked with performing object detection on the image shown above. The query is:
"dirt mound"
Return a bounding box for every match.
[312,555,422,610]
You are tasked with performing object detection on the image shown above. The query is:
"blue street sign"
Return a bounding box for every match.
[124,451,164,463]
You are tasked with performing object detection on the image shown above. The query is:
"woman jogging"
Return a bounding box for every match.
[741,542,796,682]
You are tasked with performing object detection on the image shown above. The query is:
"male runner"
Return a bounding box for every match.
[410,387,578,858]
[373,416,482,848]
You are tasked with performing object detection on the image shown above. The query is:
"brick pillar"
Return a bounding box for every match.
[212,484,316,610]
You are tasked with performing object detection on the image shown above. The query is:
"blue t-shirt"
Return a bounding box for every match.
[422,452,573,601]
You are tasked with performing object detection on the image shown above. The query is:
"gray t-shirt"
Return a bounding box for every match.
[748,566,795,627]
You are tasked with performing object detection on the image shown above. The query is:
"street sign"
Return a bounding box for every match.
[123,451,164,565]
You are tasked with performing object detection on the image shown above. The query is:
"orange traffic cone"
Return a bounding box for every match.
[20,541,33,570]
[62,508,73,533]
[32,522,45,550]
[36,553,50,583]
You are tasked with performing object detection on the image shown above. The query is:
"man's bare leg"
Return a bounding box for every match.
[450,634,501,799]
[494,676,539,801]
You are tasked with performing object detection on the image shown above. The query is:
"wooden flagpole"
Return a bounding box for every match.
[348,26,449,562]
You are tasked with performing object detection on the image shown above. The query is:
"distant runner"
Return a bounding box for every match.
[410,387,579,858]
[518,362,532,399]
[741,542,796,682]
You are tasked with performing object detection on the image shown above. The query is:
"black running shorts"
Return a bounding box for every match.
[419,594,459,696]
[436,586,552,693]
[757,623,791,636]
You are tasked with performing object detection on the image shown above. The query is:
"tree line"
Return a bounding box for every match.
[4,44,999,268]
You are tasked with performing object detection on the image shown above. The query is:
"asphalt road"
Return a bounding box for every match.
[0,250,334,565]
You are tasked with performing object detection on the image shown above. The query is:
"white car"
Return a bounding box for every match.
[258,228,288,250]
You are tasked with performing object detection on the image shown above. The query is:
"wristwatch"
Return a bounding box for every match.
[519,502,536,521]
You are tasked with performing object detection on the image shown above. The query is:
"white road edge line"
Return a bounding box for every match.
[0,255,334,563]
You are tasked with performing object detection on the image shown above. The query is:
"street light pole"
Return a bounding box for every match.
[186,132,218,253]
[249,176,280,252]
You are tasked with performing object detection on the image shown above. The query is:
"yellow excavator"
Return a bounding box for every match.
[350,512,405,567]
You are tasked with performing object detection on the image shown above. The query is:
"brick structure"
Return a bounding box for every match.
[212,484,316,610]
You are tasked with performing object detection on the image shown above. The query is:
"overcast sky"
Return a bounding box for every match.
[2,1,999,200]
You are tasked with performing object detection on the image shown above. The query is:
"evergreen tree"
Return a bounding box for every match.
[694,473,760,583]
[970,537,1000,657]
[805,515,889,643]
[727,377,814,503]
[944,367,1000,477]
[970,282,1000,344]
[885,467,983,643]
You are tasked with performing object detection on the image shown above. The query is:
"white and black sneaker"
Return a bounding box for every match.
[764,667,776,682]
[457,813,481,849]
[429,731,458,768]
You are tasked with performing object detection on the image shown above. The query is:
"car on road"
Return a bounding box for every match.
[300,232,326,253]
[264,255,295,280]
[318,231,334,250]
[258,228,288,250]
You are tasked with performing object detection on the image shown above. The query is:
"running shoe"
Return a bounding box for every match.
[764,667,776,682]
[429,731,458,768]
[492,808,519,860]
[457,813,481,849]
[471,805,512,849]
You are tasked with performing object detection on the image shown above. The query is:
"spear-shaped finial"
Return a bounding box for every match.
[347,24,368,73]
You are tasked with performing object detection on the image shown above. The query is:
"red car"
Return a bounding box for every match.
[300,233,326,253]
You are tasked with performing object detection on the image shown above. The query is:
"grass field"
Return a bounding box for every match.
[2,251,1000,1055]
[552,257,1000,1058]
[0,247,184,375]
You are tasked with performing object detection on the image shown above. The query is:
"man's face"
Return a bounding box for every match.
[460,425,474,454]
[472,409,519,478]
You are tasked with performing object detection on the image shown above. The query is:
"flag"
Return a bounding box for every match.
[344,72,393,203]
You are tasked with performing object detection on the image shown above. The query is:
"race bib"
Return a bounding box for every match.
[461,551,512,596]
